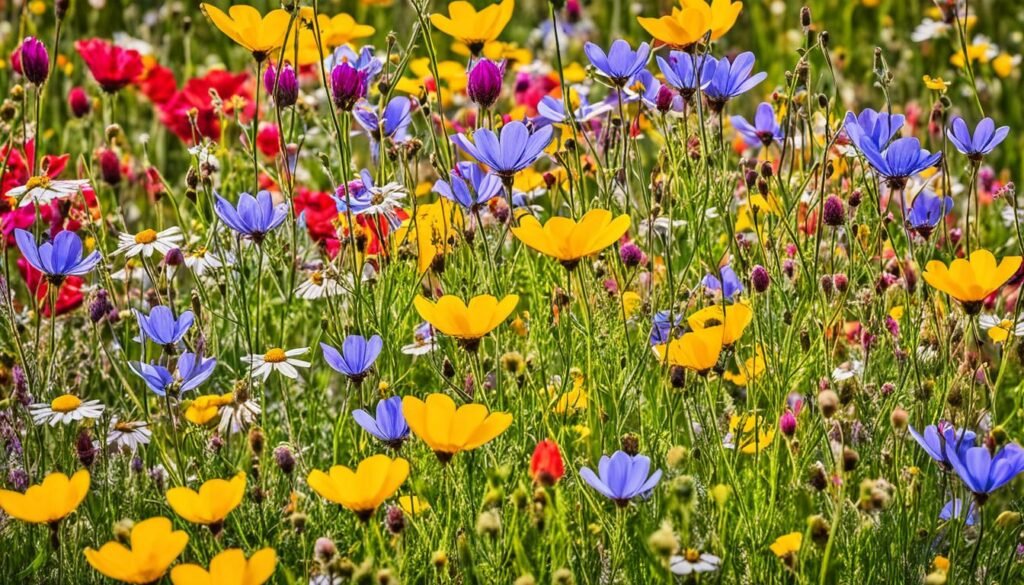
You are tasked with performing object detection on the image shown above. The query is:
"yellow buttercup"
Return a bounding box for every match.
[307,455,409,521]
[403,393,512,462]
[511,209,631,269]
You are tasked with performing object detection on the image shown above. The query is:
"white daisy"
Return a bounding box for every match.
[401,322,438,356]
[295,270,349,300]
[217,397,262,435]
[184,246,232,276]
[979,314,1024,343]
[106,417,152,452]
[29,394,105,426]
[9,176,92,207]
[831,360,864,382]
[670,550,721,575]
[911,18,950,43]
[116,226,184,258]
[242,347,311,380]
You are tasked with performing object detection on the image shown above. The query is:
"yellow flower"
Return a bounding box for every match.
[324,13,375,47]
[727,413,775,454]
[992,52,1018,79]
[452,40,532,66]
[548,368,588,414]
[166,472,246,528]
[399,495,431,516]
[0,469,89,524]
[681,0,742,40]
[84,517,189,584]
[652,326,725,375]
[933,555,950,573]
[724,346,766,386]
[923,75,951,92]
[511,209,631,269]
[199,4,291,61]
[622,291,642,317]
[413,294,518,349]
[769,532,802,558]
[686,302,752,346]
[430,0,515,55]
[391,197,464,274]
[922,249,1022,313]
[185,393,233,425]
[637,5,709,49]
[171,548,277,585]
[403,393,512,462]
[308,455,408,520]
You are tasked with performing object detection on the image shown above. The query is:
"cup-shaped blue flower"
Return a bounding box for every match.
[352,396,409,449]
[947,442,1024,502]
[134,305,194,347]
[906,190,953,238]
[15,228,100,284]
[656,52,716,98]
[909,423,977,471]
[584,39,651,87]
[214,190,289,243]
[451,121,553,182]
[939,498,977,526]
[731,102,783,148]
[859,137,941,188]
[702,264,743,301]
[843,109,904,153]
[433,162,504,212]
[579,450,662,507]
[534,95,613,127]
[130,351,216,396]
[947,116,1010,161]
[321,334,383,383]
[703,52,766,111]
[354,96,412,144]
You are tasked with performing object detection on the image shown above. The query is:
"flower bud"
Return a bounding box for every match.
[818,390,839,417]
[467,59,503,109]
[264,63,298,108]
[330,63,367,111]
[619,242,645,268]
[654,85,676,113]
[19,37,50,85]
[823,195,845,226]
[751,265,770,293]
[779,410,797,437]
[98,149,121,186]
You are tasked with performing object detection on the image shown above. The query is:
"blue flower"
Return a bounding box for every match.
[656,52,716,97]
[354,96,413,146]
[731,102,783,148]
[843,109,904,153]
[584,39,650,87]
[134,305,194,347]
[534,95,613,127]
[947,116,1010,160]
[906,190,953,238]
[703,52,766,109]
[433,162,504,211]
[15,229,100,284]
[130,351,216,396]
[451,121,553,180]
[352,396,409,448]
[579,450,662,506]
[321,334,383,383]
[214,190,289,243]
[859,137,941,187]
[947,442,1024,500]
[908,423,977,470]
[335,170,407,228]
[939,498,978,526]
[325,45,383,83]
[650,310,682,345]
[633,71,683,114]
[702,264,743,301]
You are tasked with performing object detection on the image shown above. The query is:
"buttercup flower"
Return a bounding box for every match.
[321,335,383,383]
[579,450,662,506]
[242,347,311,380]
[922,249,1022,313]
[946,117,1010,161]
[353,396,410,448]
[171,547,277,585]
[29,394,105,426]
[512,209,631,269]
[430,0,515,55]
[652,326,725,375]
[0,469,89,523]
[584,40,651,87]
[307,455,409,520]
[413,294,518,350]
[402,393,512,462]
[166,472,246,529]
[979,314,1024,343]
[85,517,188,584]
[15,229,100,284]
[686,302,752,346]
[769,532,802,559]
[199,4,290,61]
[724,412,775,454]
[637,3,709,49]
[323,13,376,47]
[451,121,553,182]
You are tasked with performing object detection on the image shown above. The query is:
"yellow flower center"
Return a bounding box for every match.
[134,229,159,244]
[50,394,82,413]
[114,421,136,432]
[191,246,208,258]
[310,271,324,285]
[263,348,287,363]
[685,549,701,563]
[26,175,51,190]
[999,319,1013,330]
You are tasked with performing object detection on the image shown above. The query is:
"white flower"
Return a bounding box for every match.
[911,18,950,43]
[242,347,311,380]
[218,398,261,435]
[831,360,864,382]
[9,176,92,207]
[116,226,183,258]
[29,394,105,426]
[184,246,233,276]
[106,417,152,451]
[294,270,350,300]
[670,550,721,575]
[401,323,437,356]
[979,314,1024,343]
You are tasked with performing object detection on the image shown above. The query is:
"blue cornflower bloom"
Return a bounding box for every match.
[650,310,682,345]
[321,334,383,383]
[335,170,408,228]
[451,121,553,181]
[354,96,413,145]
[325,45,383,83]
[352,396,409,449]
[214,190,289,243]
[702,264,743,301]
[130,351,216,396]
[433,162,504,212]
[579,450,663,506]
[939,498,978,526]
[906,190,953,238]
[909,423,977,470]
[656,52,716,99]
[134,305,194,347]
[15,229,100,284]
[947,442,1024,501]
[583,39,651,87]
[947,117,1010,161]
[843,109,905,153]
[859,137,942,188]
[633,71,683,114]
[703,52,767,110]
[534,95,614,127]
[731,102,783,148]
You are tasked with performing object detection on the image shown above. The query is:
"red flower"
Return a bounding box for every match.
[257,122,281,158]
[17,257,84,317]
[136,62,177,105]
[74,38,144,93]
[159,69,252,143]
[530,439,565,486]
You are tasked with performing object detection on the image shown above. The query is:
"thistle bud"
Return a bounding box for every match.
[751,265,770,293]
[99,149,121,186]
[823,195,845,226]
[330,63,367,111]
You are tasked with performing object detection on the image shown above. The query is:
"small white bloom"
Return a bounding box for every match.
[218,398,261,435]
[106,417,152,452]
[29,394,105,426]
[295,270,350,300]
[401,323,437,356]
[184,246,232,276]
[670,550,721,575]
[831,360,864,382]
[9,176,92,207]
[116,226,184,258]
[242,347,311,380]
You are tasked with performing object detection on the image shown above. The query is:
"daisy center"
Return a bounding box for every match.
[114,421,136,432]
[135,229,159,244]
[310,271,324,285]
[999,319,1013,330]
[25,175,52,190]
[50,394,83,413]
[263,347,288,363]
[685,549,701,563]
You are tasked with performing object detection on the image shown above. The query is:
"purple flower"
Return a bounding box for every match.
[130,351,216,396]
[467,59,504,109]
[354,96,413,143]
[331,62,368,111]
[859,137,941,187]
[352,396,409,448]
[321,334,383,383]
[451,121,553,180]
[906,190,953,238]
[134,305,194,347]
[908,423,977,470]
[703,52,766,110]
[633,71,682,114]
[15,229,100,284]
[325,45,383,83]
[214,190,289,242]
[948,442,1024,500]
[702,264,744,301]
[730,102,783,148]
[264,63,298,108]
[843,109,904,153]
[650,310,682,345]
[939,498,978,526]
[584,39,650,87]
[534,95,613,127]
[433,162,504,211]
[20,37,49,85]
[947,117,1009,161]
[579,450,662,506]
[656,52,716,99]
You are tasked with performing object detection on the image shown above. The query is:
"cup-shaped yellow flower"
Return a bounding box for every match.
[652,326,724,376]
[637,5,709,49]
[727,413,774,454]
[166,472,246,532]
[511,209,631,270]
[307,455,409,521]
[430,0,514,55]
[922,249,1022,314]
[0,469,89,524]
[171,548,277,585]
[325,13,375,47]
[413,294,518,351]
[681,0,742,40]
[199,4,291,61]
[403,393,512,463]
[84,517,189,584]
[687,302,752,346]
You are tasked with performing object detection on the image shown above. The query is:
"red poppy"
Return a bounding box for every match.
[159,69,252,143]
[136,62,177,105]
[530,439,565,486]
[257,122,281,158]
[17,257,85,317]
[74,38,145,93]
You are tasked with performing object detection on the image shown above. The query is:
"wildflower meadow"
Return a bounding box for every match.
[2,0,1024,582]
